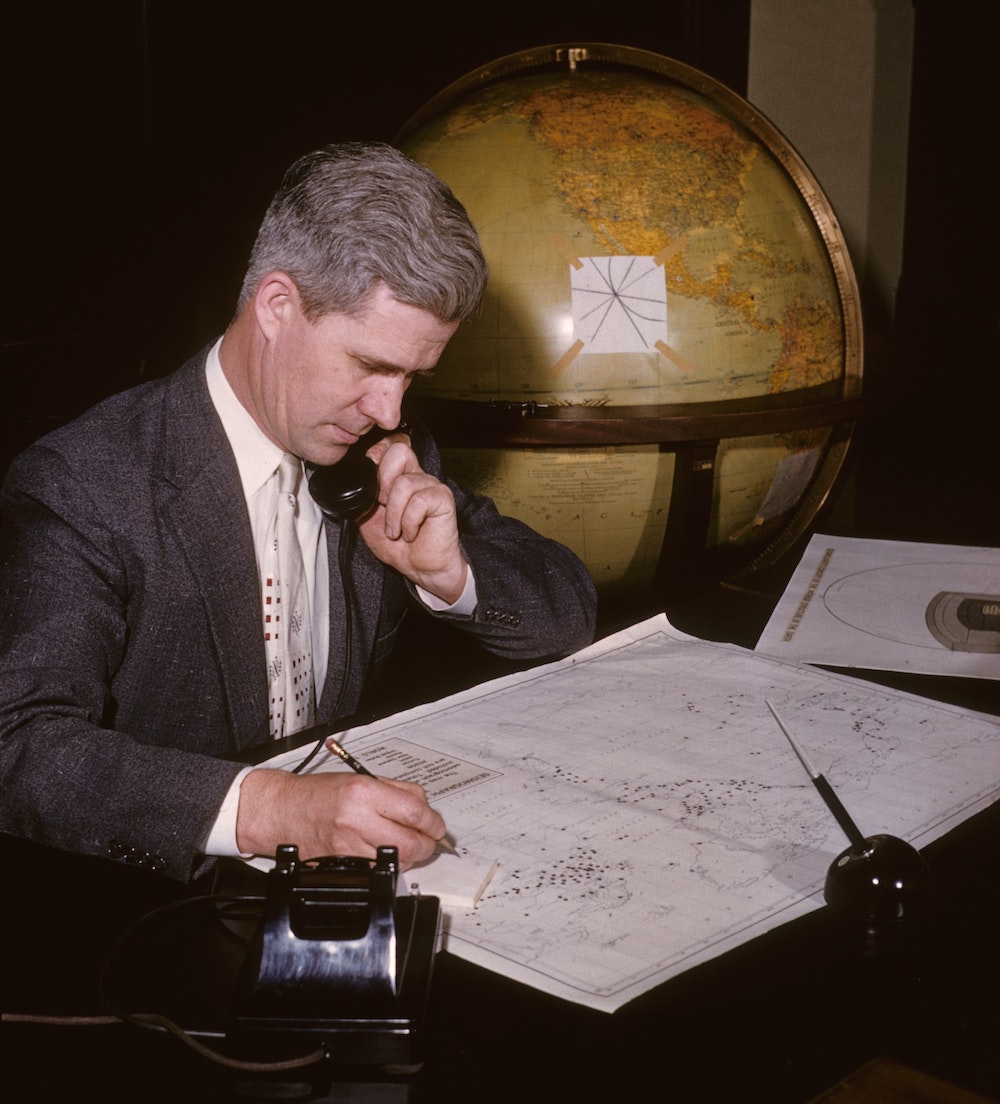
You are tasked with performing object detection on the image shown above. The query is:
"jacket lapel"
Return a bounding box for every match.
[156,352,269,749]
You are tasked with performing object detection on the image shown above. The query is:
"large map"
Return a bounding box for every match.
[264,616,1000,1012]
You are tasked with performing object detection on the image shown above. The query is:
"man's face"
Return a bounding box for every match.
[253,282,458,466]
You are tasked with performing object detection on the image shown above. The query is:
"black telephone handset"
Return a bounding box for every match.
[306,423,409,523]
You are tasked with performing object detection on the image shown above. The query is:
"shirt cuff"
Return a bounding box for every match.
[416,564,478,615]
[203,765,255,858]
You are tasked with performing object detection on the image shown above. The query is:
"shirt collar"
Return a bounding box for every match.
[205,337,283,500]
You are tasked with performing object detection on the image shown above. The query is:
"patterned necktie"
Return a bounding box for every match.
[264,454,315,739]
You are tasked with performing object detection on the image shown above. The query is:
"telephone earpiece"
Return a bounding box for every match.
[307,448,379,522]
[306,422,410,523]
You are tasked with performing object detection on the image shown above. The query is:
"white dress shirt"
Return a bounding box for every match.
[200,338,475,858]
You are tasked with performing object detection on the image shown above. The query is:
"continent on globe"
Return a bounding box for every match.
[397,44,864,602]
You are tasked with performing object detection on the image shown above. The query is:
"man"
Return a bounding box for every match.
[0,142,597,884]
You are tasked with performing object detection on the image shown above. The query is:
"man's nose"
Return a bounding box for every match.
[360,377,408,431]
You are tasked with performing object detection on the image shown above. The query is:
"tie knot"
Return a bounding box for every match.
[277,453,301,498]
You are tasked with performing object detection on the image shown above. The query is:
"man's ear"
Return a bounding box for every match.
[252,271,301,339]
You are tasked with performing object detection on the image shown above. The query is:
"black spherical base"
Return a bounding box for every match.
[824,833,932,923]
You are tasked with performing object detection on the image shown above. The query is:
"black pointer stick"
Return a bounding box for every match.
[765,699,868,851]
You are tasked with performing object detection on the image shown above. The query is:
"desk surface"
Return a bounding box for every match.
[3,576,998,1104]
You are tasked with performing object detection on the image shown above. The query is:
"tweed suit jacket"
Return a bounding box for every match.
[0,348,597,881]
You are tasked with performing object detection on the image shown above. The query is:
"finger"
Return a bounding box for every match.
[396,482,455,543]
[372,819,441,868]
[369,438,419,481]
[376,777,447,838]
[307,778,443,867]
[376,776,429,800]
[378,471,434,540]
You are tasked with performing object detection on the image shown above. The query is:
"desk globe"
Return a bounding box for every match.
[397,44,865,606]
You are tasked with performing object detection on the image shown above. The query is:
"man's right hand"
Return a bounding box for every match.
[234,767,448,868]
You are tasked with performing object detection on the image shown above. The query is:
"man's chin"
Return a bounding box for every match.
[302,430,358,466]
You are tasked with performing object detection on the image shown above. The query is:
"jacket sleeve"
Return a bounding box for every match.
[0,444,249,883]
[409,421,598,662]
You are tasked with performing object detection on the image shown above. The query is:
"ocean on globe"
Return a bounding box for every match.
[397,44,863,605]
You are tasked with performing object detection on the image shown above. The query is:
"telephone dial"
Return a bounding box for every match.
[306,422,409,523]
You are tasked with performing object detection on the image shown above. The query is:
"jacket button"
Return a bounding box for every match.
[107,839,165,871]
[484,607,521,626]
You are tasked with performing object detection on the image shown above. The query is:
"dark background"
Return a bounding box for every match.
[1,3,752,467]
[2,0,996,557]
[1,7,998,1100]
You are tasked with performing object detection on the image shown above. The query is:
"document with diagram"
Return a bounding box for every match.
[756,534,1000,679]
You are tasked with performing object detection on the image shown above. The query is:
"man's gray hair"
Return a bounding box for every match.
[238,142,488,323]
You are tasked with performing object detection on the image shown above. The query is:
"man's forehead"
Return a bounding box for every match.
[334,291,457,360]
